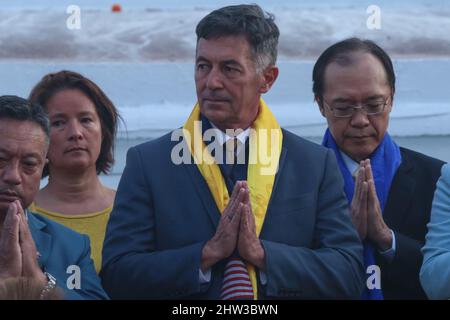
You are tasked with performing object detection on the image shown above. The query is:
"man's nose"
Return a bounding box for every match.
[350,108,370,128]
[206,67,224,90]
[67,120,83,141]
[2,162,21,185]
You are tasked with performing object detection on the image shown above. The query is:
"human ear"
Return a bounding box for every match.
[316,96,326,117]
[259,66,279,94]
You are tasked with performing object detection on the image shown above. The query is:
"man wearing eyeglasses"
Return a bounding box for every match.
[313,38,445,299]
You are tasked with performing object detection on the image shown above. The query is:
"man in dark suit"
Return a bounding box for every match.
[0,95,108,299]
[101,4,364,299]
[314,38,445,299]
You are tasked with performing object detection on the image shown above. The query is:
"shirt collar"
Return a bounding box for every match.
[340,150,360,176]
[209,120,250,146]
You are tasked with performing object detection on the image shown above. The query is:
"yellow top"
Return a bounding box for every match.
[28,202,112,274]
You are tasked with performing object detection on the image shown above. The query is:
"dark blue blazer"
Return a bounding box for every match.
[29,212,109,300]
[377,148,445,299]
[101,129,365,299]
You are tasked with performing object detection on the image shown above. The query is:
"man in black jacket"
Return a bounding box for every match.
[313,38,445,299]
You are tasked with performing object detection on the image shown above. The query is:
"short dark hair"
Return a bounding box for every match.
[195,4,279,72]
[0,95,50,141]
[312,38,396,101]
[29,70,120,177]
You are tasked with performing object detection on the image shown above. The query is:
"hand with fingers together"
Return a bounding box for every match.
[364,160,393,251]
[237,182,265,270]
[0,200,46,286]
[350,164,369,240]
[351,160,392,250]
[17,201,47,285]
[0,201,22,280]
[200,181,246,271]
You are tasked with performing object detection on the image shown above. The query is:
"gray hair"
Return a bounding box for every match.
[195,4,279,73]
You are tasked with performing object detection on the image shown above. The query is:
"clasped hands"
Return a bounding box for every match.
[201,181,265,271]
[351,159,393,251]
[0,200,46,285]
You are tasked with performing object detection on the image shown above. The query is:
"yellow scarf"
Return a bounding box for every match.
[182,98,283,299]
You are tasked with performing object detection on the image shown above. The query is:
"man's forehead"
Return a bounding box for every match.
[196,36,253,60]
[324,53,387,81]
[323,55,390,98]
[0,119,47,156]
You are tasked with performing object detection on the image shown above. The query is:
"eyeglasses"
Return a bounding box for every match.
[322,97,390,118]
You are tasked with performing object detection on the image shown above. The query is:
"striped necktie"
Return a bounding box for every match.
[220,137,254,300]
[220,258,254,300]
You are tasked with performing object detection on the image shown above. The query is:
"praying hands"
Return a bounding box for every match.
[0,200,46,285]
[351,159,393,251]
[200,181,265,271]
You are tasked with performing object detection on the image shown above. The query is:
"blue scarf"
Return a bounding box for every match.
[322,129,402,300]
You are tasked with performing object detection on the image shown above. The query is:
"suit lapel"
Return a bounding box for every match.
[383,149,416,229]
[183,162,222,229]
[271,146,288,202]
[260,145,288,236]
[183,137,289,232]
[27,212,52,270]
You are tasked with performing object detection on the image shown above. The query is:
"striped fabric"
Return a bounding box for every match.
[220,257,254,300]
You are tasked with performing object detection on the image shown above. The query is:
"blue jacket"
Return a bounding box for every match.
[420,163,450,299]
[29,212,109,300]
